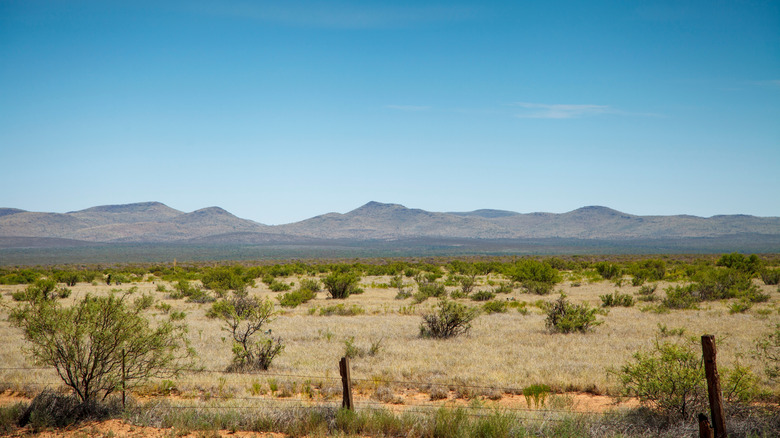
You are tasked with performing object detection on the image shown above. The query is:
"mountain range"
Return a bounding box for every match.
[1,201,778,250]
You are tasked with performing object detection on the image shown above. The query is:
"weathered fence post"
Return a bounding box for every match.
[701,335,726,438]
[698,413,714,438]
[339,356,353,410]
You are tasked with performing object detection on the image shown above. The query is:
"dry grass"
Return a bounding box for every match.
[1,272,778,404]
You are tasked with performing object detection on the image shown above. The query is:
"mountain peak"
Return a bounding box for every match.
[71,201,173,214]
[568,206,631,216]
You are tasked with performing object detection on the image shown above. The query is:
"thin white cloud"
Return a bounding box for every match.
[386,105,431,112]
[512,102,611,119]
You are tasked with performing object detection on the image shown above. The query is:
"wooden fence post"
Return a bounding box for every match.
[701,335,726,438]
[698,413,714,438]
[339,357,353,410]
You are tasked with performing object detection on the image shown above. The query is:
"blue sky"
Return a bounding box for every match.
[1,0,778,225]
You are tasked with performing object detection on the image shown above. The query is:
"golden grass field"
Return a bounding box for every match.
[1,268,778,412]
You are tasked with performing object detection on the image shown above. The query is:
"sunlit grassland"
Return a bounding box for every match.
[1,269,777,404]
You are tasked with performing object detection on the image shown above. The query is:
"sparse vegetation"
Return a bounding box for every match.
[420,299,480,339]
[1,254,778,436]
[545,293,603,333]
[208,293,283,371]
[9,290,193,403]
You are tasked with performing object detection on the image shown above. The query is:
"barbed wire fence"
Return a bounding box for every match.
[0,362,640,430]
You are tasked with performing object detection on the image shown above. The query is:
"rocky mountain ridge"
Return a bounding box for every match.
[0,201,778,247]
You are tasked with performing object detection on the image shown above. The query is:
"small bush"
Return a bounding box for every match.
[319,304,365,316]
[18,390,123,429]
[616,339,706,420]
[269,280,292,292]
[600,291,635,307]
[470,290,495,301]
[298,278,322,292]
[522,384,550,408]
[522,280,554,295]
[728,300,752,314]
[343,337,382,359]
[420,299,480,339]
[277,288,316,308]
[493,282,514,294]
[755,323,780,381]
[323,271,362,299]
[637,284,657,295]
[594,262,621,280]
[545,294,602,333]
[414,274,447,302]
[662,284,699,309]
[759,268,780,285]
[482,300,508,314]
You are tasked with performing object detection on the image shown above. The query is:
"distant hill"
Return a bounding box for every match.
[0,201,778,253]
[0,202,268,243]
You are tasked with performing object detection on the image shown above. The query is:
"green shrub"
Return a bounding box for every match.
[662,284,699,309]
[728,300,752,314]
[470,290,495,301]
[522,384,550,408]
[323,271,362,299]
[319,304,365,316]
[600,291,635,307]
[522,280,554,295]
[343,337,382,359]
[492,282,514,294]
[208,294,283,371]
[716,252,762,274]
[616,339,706,420]
[420,299,480,339]
[594,262,621,280]
[756,323,780,381]
[201,266,252,293]
[637,284,657,296]
[268,280,292,292]
[277,288,316,308]
[10,291,193,404]
[298,278,322,292]
[482,300,508,314]
[505,259,561,284]
[759,268,780,285]
[545,294,602,334]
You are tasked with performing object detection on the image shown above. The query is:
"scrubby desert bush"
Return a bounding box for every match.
[545,294,603,333]
[298,278,322,292]
[323,271,362,299]
[600,291,635,307]
[201,266,253,293]
[420,299,480,339]
[759,268,780,285]
[319,303,365,316]
[209,294,283,371]
[10,291,193,404]
[413,274,447,303]
[616,339,706,420]
[470,290,495,301]
[482,300,508,314]
[716,252,762,274]
[505,259,561,284]
[268,280,292,292]
[756,324,780,381]
[522,280,554,295]
[277,287,316,308]
[594,262,621,280]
